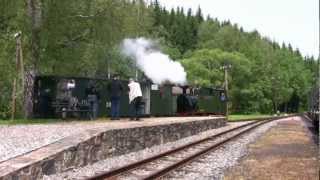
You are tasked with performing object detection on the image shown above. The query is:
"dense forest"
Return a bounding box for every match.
[0,0,318,119]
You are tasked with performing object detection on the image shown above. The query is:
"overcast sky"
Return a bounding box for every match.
[158,0,319,58]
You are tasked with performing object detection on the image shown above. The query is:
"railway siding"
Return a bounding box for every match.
[0,116,225,180]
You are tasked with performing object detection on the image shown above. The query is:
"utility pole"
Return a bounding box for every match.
[221,64,231,119]
[135,0,141,81]
[318,0,320,128]
[107,55,111,79]
[18,33,25,91]
[11,31,24,120]
[11,77,17,120]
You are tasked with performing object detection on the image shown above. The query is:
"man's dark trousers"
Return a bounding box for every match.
[129,96,142,120]
[111,97,120,119]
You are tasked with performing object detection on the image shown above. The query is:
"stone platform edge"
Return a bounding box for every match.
[0,117,226,180]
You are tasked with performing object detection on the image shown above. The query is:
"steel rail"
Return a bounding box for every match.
[143,119,273,179]
[86,115,295,180]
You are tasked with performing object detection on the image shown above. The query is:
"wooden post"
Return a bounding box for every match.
[107,59,111,79]
[318,0,320,132]
[135,0,140,81]
[224,66,229,119]
[11,32,22,120]
[18,34,25,92]
[221,64,231,120]
[11,79,17,120]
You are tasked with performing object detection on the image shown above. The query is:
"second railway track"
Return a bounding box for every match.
[86,116,294,180]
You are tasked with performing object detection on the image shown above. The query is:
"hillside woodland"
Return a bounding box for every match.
[0,0,317,118]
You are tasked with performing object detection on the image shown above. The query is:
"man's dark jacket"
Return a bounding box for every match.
[110,80,123,98]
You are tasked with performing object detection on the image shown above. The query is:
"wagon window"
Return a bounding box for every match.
[56,79,75,100]
[172,86,191,95]
[151,84,159,90]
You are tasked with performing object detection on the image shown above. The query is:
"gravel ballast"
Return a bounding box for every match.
[42,118,285,180]
[170,121,279,179]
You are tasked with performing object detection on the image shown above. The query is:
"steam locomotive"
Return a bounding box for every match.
[33,76,226,118]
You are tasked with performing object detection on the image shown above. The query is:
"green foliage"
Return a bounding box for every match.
[181,49,253,112]
[0,118,113,125]
[0,1,316,118]
[39,0,153,77]
[0,0,26,119]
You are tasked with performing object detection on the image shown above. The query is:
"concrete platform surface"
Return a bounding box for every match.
[224,116,319,180]
[0,116,226,180]
[0,116,223,163]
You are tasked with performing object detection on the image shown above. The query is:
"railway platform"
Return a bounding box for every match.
[0,116,226,180]
[224,116,318,180]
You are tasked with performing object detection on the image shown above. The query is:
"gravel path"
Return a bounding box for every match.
[43,120,268,180]
[224,116,318,180]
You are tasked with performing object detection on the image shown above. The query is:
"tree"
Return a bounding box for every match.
[181,49,252,112]
[24,0,43,118]
[195,6,204,23]
[0,0,315,118]
[0,0,23,118]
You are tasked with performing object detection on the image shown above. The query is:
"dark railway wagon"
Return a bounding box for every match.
[33,76,226,118]
[308,85,319,132]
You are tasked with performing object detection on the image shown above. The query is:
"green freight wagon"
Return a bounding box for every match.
[33,76,151,118]
[33,76,226,118]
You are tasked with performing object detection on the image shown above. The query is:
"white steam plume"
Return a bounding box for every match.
[121,37,187,85]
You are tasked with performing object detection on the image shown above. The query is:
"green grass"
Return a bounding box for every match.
[0,118,111,125]
[0,119,65,125]
[228,114,274,121]
[0,114,277,125]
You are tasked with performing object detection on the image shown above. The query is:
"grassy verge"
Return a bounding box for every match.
[228,114,274,122]
[1,114,279,125]
[0,119,66,125]
[0,118,110,125]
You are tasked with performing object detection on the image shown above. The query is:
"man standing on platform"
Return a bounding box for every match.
[85,83,100,120]
[128,78,143,121]
[110,74,123,120]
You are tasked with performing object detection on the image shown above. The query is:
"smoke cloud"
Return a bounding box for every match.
[121,38,187,85]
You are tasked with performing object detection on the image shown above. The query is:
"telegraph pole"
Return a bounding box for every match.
[318,0,320,129]
[11,31,24,120]
[135,0,141,81]
[221,64,231,119]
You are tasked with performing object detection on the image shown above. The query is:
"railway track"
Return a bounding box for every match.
[86,116,293,180]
